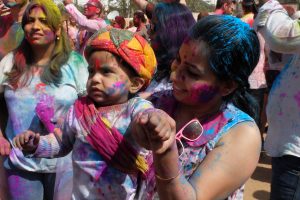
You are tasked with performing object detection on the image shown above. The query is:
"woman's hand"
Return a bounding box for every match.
[13,131,40,154]
[132,109,176,154]
[0,137,10,156]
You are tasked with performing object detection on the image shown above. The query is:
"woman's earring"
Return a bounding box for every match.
[56,36,60,40]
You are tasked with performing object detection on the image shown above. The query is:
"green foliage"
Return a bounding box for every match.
[186,0,215,12]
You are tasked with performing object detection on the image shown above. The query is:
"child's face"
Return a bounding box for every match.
[170,39,224,107]
[87,51,134,107]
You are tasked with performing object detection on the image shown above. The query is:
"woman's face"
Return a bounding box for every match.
[170,39,225,107]
[24,7,56,47]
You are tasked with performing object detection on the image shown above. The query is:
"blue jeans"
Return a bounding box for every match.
[270,156,300,200]
[5,161,56,200]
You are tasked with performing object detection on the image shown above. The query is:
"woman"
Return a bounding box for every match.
[139,2,195,96]
[132,15,261,199]
[240,0,257,27]
[0,0,88,199]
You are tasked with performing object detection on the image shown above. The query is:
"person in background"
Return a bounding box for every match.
[197,11,209,21]
[132,15,261,200]
[63,0,107,54]
[13,28,158,200]
[133,10,149,40]
[241,0,257,27]
[0,0,29,198]
[0,0,88,199]
[63,15,79,50]
[141,2,196,97]
[254,0,300,199]
[241,0,267,144]
[127,19,137,32]
[214,0,236,15]
[112,15,126,29]
[133,0,179,19]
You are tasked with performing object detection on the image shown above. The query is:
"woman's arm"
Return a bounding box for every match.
[154,121,261,200]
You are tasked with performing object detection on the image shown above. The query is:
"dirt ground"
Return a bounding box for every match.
[244,151,272,200]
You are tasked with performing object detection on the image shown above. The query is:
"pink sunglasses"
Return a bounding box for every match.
[176,118,203,157]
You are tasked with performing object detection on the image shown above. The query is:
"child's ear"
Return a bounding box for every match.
[129,77,146,94]
[219,80,238,97]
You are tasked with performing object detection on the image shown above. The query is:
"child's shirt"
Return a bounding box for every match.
[35,97,155,200]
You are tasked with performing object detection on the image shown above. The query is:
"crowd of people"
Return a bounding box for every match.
[0,0,299,199]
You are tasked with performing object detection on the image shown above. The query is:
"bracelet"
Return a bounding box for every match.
[155,168,181,181]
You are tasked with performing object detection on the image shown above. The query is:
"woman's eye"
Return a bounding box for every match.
[187,70,199,78]
[175,54,181,63]
[40,19,48,25]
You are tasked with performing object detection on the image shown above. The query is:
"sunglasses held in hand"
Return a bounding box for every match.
[176,119,203,157]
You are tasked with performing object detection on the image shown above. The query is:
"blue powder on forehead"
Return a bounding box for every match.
[189,15,260,81]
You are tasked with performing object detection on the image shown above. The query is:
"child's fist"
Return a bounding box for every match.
[13,131,40,154]
[133,109,176,154]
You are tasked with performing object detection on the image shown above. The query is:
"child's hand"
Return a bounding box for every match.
[0,137,11,156]
[13,131,40,153]
[132,109,176,154]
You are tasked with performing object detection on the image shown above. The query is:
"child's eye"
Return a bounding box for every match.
[88,67,94,74]
[102,69,112,74]
[100,67,114,75]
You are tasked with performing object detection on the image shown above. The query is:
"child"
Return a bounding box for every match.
[13,28,157,200]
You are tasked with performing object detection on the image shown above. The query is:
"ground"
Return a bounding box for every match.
[245,151,272,200]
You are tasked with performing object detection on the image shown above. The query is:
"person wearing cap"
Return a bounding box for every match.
[214,0,236,15]
[63,0,107,54]
[12,28,161,199]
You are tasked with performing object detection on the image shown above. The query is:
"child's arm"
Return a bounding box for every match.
[13,106,77,158]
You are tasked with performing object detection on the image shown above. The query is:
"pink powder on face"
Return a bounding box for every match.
[188,84,219,103]
[294,91,300,108]
[113,81,125,88]
[42,29,56,43]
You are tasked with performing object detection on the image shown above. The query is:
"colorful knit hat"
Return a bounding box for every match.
[84,28,157,88]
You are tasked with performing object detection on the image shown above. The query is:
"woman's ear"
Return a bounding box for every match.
[220,80,238,97]
[55,27,62,39]
[129,77,146,94]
